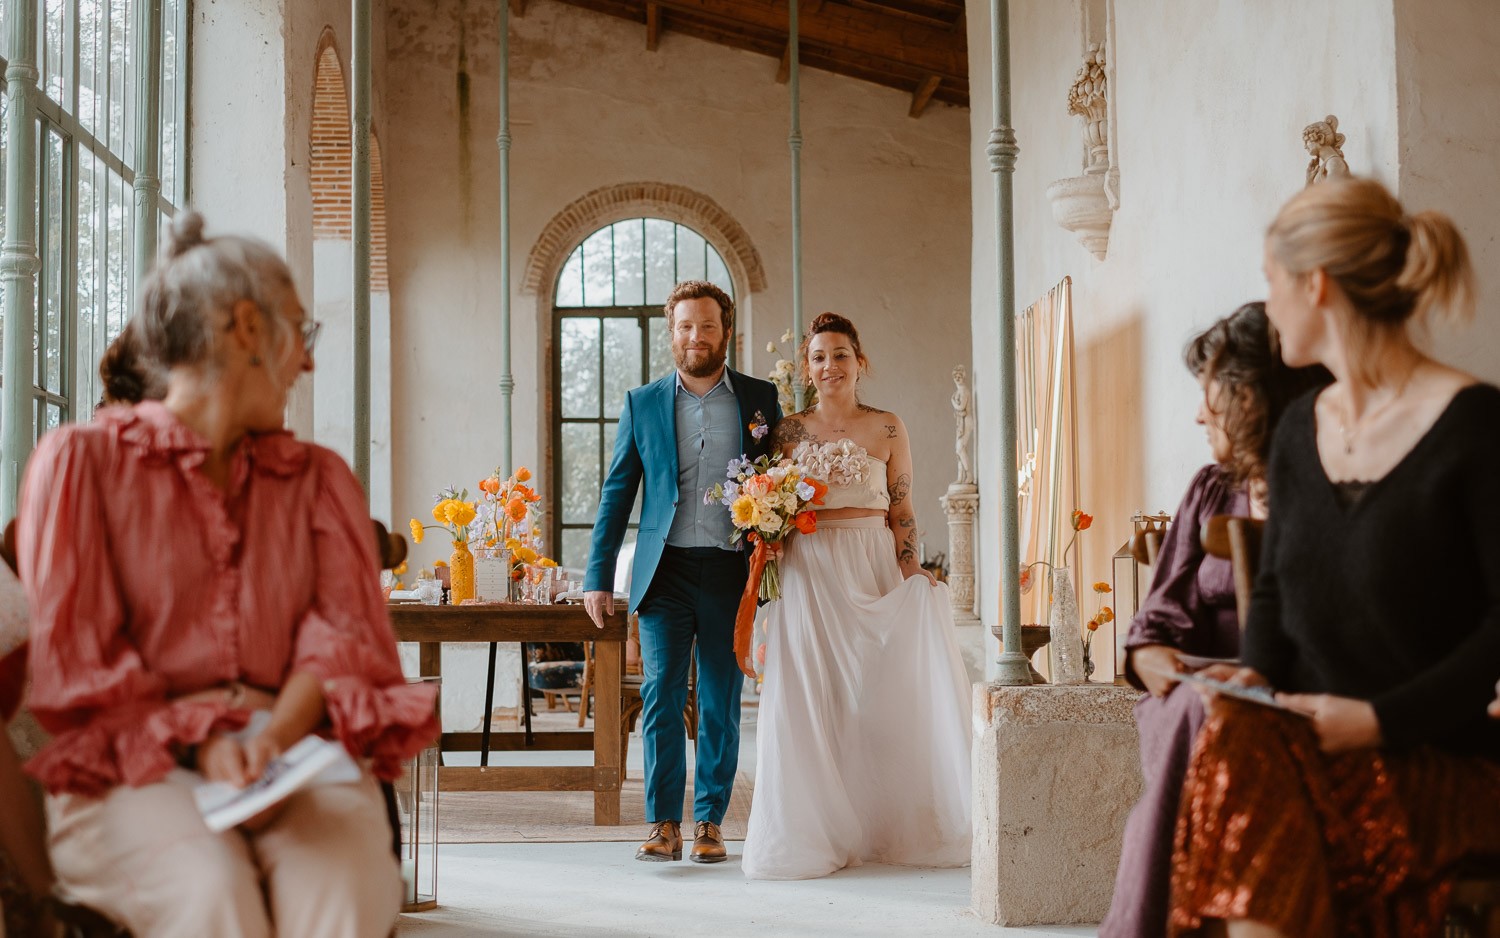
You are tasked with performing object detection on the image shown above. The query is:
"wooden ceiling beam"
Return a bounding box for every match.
[510,0,529,17]
[842,0,959,29]
[647,0,965,80]
[646,2,662,50]
[909,74,941,118]
[776,43,792,83]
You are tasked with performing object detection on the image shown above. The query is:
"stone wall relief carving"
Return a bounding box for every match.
[1303,114,1351,186]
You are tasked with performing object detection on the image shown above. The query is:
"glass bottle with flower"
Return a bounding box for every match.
[1018,508,1093,684]
[409,489,479,604]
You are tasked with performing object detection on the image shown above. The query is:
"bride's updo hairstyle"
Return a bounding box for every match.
[799,312,871,393]
[137,210,296,371]
[1266,178,1474,373]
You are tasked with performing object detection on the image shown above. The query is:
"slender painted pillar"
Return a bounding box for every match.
[497,0,514,473]
[788,0,804,410]
[480,0,517,770]
[989,0,1029,684]
[132,0,163,281]
[352,0,372,497]
[1,0,40,520]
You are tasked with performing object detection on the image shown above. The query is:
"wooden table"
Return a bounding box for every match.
[390,603,626,825]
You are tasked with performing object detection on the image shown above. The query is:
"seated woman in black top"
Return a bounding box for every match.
[1170,178,1500,938]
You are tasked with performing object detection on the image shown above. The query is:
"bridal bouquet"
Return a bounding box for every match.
[707,454,828,676]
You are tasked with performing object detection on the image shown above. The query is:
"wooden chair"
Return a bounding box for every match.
[1200,513,1500,935]
[1198,514,1263,630]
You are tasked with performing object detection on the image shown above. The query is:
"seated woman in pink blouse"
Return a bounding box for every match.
[19,212,438,938]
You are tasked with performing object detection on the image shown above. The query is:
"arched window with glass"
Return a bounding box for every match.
[552,218,736,568]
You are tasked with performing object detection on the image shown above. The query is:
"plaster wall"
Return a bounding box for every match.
[191,0,393,448]
[1394,0,1500,381]
[967,0,1400,674]
[383,0,972,566]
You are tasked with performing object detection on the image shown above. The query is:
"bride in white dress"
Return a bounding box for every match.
[741,313,971,881]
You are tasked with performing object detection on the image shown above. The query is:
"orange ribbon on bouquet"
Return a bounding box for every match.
[734,535,771,679]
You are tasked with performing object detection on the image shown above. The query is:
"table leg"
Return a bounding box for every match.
[520,641,535,747]
[419,642,443,766]
[593,639,622,825]
[480,642,497,767]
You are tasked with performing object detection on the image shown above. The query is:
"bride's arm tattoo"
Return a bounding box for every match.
[888,472,911,507]
[896,515,918,565]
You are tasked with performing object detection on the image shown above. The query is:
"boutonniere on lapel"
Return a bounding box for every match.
[748,410,770,441]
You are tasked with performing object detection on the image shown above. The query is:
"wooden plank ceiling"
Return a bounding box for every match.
[512,0,968,117]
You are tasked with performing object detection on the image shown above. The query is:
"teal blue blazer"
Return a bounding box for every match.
[584,368,782,613]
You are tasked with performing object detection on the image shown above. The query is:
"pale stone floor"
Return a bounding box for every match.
[397,698,1099,938]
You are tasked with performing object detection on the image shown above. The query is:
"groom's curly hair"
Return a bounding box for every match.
[665,280,735,333]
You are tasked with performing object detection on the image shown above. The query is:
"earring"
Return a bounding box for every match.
[249,354,263,366]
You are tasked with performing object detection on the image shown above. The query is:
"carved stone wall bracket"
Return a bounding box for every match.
[1047,43,1115,260]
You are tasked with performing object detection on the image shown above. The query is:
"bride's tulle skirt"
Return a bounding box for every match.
[741,517,972,881]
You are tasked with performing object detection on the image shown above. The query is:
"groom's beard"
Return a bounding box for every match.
[674,336,729,378]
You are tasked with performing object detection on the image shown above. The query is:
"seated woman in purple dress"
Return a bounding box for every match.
[1099,303,1328,938]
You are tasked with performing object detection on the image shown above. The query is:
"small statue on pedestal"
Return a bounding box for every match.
[951,366,975,486]
[1303,115,1351,187]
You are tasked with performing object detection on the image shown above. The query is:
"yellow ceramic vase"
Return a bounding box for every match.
[449,541,475,605]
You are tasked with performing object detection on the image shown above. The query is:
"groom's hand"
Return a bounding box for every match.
[584,591,615,630]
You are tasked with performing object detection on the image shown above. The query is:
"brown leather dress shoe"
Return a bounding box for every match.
[690,820,727,864]
[636,820,682,861]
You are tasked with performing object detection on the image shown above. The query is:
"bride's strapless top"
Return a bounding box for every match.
[792,440,890,512]
[821,454,889,511]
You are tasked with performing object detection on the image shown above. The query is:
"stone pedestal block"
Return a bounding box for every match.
[971,683,1142,926]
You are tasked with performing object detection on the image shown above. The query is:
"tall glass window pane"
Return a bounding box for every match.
[643,219,675,305]
[602,317,641,417]
[675,226,707,284]
[580,227,613,308]
[559,318,600,419]
[39,130,65,397]
[611,219,644,307]
[555,250,584,307]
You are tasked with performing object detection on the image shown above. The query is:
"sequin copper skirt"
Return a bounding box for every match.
[1169,698,1500,938]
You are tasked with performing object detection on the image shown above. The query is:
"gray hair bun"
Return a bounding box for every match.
[165,210,207,260]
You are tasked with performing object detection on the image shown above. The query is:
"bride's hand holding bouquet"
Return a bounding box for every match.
[707,455,827,676]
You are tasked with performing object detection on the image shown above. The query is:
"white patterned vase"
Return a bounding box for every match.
[1047,567,1089,685]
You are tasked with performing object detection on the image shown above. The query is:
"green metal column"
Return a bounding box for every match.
[1,0,40,520]
[132,0,163,280]
[788,0,804,411]
[989,0,1029,684]
[352,0,372,498]
[497,0,514,474]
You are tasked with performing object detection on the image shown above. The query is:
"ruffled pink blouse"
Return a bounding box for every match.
[19,401,438,796]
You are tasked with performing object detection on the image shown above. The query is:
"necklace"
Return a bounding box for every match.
[1337,362,1421,455]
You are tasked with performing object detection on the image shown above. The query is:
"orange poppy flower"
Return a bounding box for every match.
[794,511,817,534]
[1072,509,1094,531]
[505,498,528,522]
[515,467,532,483]
[806,478,829,506]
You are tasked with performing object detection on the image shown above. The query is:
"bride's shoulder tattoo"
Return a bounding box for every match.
[771,417,819,449]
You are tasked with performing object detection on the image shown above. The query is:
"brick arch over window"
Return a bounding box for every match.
[524,182,767,300]
[310,34,389,292]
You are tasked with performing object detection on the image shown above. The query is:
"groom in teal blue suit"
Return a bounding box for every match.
[584,280,781,864]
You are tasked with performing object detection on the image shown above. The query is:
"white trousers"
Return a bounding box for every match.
[47,772,401,938]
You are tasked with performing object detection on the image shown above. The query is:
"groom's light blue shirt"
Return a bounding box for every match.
[666,369,740,550]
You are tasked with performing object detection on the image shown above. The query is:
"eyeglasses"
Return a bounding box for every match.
[300,320,323,355]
